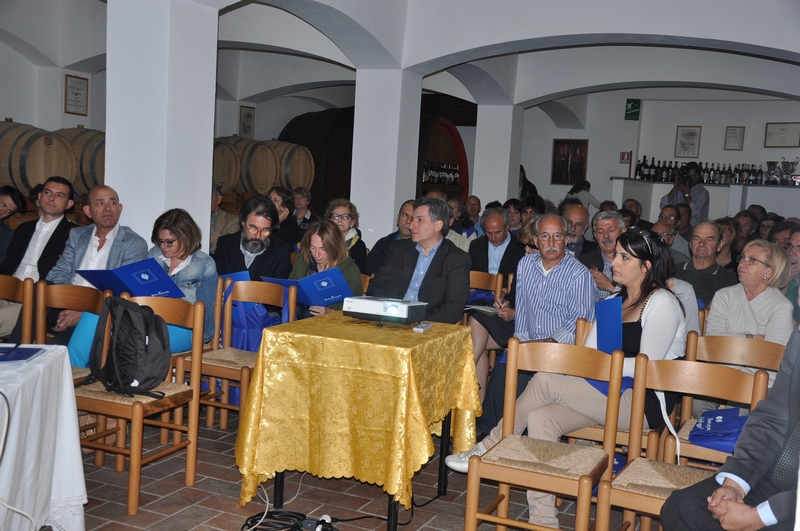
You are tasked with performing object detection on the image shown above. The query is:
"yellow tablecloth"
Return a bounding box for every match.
[235,312,481,509]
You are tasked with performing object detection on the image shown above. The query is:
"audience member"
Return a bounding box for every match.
[714,216,741,271]
[759,213,785,241]
[445,206,472,253]
[658,205,691,256]
[674,221,738,307]
[214,196,293,281]
[325,198,367,273]
[660,161,709,227]
[622,198,653,230]
[580,210,626,300]
[564,180,601,211]
[676,203,692,241]
[520,194,545,222]
[0,185,26,221]
[618,208,635,228]
[290,219,362,318]
[599,200,618,211]
[465,195,483,236]
[650,221,689,265]
[268,186,297,245]
[519,164,537,199]
[563,204,596,257]
[289,186,318,245]
[473,214,596,437]
[468,208,525,279]
[785,228,800,322]
[769,220,800,250]
[662,329,800,531]
[747,203,767,221]
[446,198,465,235]
[363,200,414,276]
[27,184,43,218]
[503,198,523,235]
[367,197,470,324]
[734,209,759,253]
[0,177,76,336]
[210,183,239,255]
[449,228,682,529]
[148,208,217,341]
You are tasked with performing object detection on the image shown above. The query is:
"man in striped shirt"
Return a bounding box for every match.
[456,213,596,445]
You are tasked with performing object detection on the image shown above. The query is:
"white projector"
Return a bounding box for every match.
[342,296,427,325]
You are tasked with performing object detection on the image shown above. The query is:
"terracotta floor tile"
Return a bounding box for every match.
[146,505,219,531]
[86,503,166,528]
[143,487,214,515]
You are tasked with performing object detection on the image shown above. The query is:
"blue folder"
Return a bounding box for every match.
[595,297,623,354]
[0,345,44,362]
[77,257,184,298]
[262,268,354,307]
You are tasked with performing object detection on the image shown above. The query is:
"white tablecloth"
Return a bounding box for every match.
[0,345,86,530]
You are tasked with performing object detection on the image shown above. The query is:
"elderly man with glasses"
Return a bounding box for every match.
[579,210,627,300]
[658,204,691,257]
[674,221,738,307]
[213,196,293,282]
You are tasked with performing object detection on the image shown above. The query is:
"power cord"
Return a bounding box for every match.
[0,389,36,531]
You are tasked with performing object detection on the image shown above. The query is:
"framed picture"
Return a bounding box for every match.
[674,126,701,158]
[64,74,88,116]
[239,105,255,139]
[551,139,588,185]
[724,126,745,151]
[764,122,800,148]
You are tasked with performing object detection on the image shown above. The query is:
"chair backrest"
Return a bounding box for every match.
[686,331,785,371]
[221,279,297,348]
[35,281,111,344]
[290,252,297,266]
[0,275,34,343]
[469,270,504,300]
[506,272,514,296]
[210,276,224,348]
[698,308,709,336]
[505,337,625,481]
[360,273,373,295]
[627,354,769,460]
[575,317,593,347]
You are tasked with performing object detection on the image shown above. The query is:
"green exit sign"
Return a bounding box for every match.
[625,99,641,121]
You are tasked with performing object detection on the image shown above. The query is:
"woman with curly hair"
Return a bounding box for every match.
[325,198,367,272]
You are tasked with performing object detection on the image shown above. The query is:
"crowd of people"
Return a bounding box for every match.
[2,165,799,529]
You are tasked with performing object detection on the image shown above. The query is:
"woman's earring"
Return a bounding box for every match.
[764,276,768,281]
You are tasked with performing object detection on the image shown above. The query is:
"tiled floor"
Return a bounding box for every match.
[82,412,638,531]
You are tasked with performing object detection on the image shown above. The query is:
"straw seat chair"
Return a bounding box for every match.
[463,338,625,531]
[0,275,33,344]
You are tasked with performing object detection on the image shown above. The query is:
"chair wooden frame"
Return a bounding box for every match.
[464,338,625,531]
[35,281,111,344]
[462,270,504,325]
[595,355,769,531]
[75,296,205,515]
[192,278,297,430]
[698,307,709,336]
[0,275,34,344]
[360,273,373,295]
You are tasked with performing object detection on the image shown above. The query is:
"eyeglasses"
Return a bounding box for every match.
[537,232,565,242]
[330,214,352,222]
[658,214,677,221]
[737,254,770,267]
[566,220,586,229]
[156,239,177,248]
[521,209,535,215]
[246,225,272,237]
[518,241,537,250]
[785,243,800,252]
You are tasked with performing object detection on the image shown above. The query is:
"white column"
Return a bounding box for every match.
[105,0,218,248]
[349,69,422,248]
[471,104,524,204]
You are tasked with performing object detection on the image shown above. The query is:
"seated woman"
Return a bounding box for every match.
[697,240,793,416]
[714,216,740,271]
[325,198,367,273]
[289,219,363,319]
[447,229,686,529]
[468,218,537,402]
[503,198,523,236]
[147,208,218,343]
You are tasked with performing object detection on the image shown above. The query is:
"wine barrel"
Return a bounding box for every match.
[212,140,240,194]
[263,140,315,191]
[53,125,105,194]
[0,120,77,193]
[216,136,279,196]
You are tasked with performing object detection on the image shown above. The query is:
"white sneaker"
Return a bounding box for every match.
[444,441,486,473]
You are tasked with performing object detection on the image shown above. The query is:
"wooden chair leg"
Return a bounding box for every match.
[160,411,171,444]
[219,379,230,430]
[94,415,107,467]
[622,509,637,530]
[595,480,612,531]
[641,515,654,531]
[464,459,481,531]
[115,418,128,472]
[575,476,594,531]
[127,403,144,516]
[185,378,200,487]
[206,376,218,428]
[496,481,511,531]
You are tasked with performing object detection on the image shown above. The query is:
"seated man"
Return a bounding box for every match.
[783,227,800,323]
[580,210,626,300]
[0,185,28,264]
[210,183,239,255]
[651,221,690,265]
[677,203,693,242]
[214,197,293,281]
[465,195,484,237]
[674,221,738,307]
[662,329,800,531]
[25,185,148,344]
[363,200,414,276]
[0,177,76,336]
[563,204,596,257]
[367,197,470,324]
[468,207,525,279]
[622,198,653,230]
[658,205,691,256]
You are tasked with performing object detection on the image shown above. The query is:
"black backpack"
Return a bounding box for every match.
[78,297,172,398]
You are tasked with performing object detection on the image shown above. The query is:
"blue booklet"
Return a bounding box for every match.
[595,297,623,354]
[0,345,44,362]
[77,257,185,298]
[262,268,354,307]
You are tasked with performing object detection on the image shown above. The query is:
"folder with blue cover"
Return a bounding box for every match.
[77,257,185,298]
[595,297,623,354]
[262,268,354,307]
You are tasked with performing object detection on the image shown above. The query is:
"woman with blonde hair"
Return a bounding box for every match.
[289,219,363,319]
[325,198,367,272]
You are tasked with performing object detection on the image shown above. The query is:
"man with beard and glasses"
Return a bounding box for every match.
[214,197,293,281]
[563,204,596,258]
[579,210,626,300]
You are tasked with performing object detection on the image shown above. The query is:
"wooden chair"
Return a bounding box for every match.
[74,296,205,515]
[192,278,297,429]
[698,307,709,335]
[462,270,503,324]
[360,273,373,295]
[463,338,625,531]
[595,355,769,531]
[0,275,34,344]
[672,332,783,469]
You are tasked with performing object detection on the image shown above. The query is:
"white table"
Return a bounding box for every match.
[0,345,86,530]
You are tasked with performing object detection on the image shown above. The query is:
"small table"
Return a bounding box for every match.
[235,312,481,513]
[0,345,86,530]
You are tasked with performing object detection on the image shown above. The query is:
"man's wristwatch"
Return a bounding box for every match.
[683,193,690,198]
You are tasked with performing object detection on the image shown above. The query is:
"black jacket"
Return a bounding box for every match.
[0,216,75,279]
[468,234,526,278]
[214,231,293,281]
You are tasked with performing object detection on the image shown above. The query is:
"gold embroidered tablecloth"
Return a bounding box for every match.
[235,312,481,509]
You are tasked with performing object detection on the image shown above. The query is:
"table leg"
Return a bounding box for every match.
[438,411,452,496]
[273,471,284,508]
[387,494,398,531]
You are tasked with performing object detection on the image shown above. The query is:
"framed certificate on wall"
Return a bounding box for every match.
[764,122,800,148]
[724,126,745,151]
[64,74,88,116]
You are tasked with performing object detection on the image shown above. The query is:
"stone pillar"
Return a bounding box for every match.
[471,104,524,204]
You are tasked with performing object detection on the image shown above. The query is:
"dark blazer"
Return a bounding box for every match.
[468,234,526,278]
[364,230,400,276]
[578,248,605,272]
[0,217,76,279]
[367,238,471,324]
[720,329,800,523]
[214,231,293,281]
[575,239,598,257]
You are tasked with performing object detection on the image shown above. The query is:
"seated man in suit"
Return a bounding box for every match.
[363,199,414,276]
[580,210,627,301]
[367,197,470,324]
[214,196,293,281]
[0,176,76,336]
[16,185,148,344]
[662,328,800,531]
[468,207,526,279]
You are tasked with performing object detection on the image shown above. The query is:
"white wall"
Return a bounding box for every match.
[0,42,36,124]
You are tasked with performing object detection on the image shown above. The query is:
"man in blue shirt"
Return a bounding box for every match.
[468,207,525,279]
